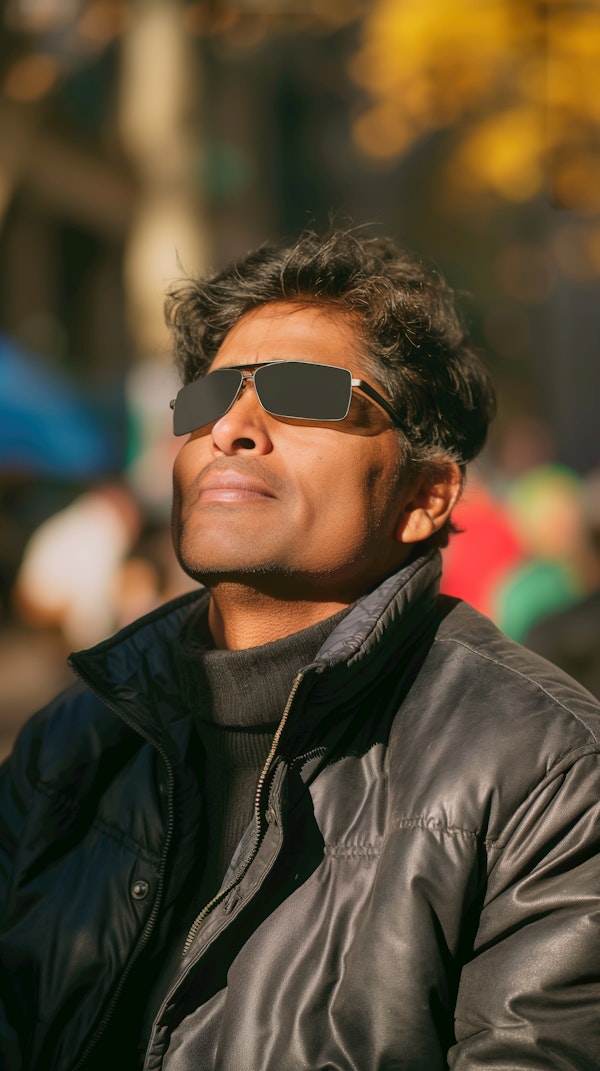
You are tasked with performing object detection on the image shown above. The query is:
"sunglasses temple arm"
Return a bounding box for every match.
[351,379,402,427]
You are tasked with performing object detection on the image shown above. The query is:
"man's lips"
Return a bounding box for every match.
[196,469,277,503]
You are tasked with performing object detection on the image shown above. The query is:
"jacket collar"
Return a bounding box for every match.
[278,550,443,754]
[69,550,442,744]
[314,548,441,667]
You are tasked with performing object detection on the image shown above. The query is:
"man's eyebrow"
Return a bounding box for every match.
[211,360,285,371]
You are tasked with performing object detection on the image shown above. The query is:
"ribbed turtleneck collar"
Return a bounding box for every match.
[176,602,352,729]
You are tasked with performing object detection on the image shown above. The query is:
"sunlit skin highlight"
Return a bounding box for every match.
[172,303,460,649]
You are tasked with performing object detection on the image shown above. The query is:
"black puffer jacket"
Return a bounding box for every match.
[1,552,600,1071]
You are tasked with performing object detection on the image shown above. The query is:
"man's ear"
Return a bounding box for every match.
[395,462,462,545]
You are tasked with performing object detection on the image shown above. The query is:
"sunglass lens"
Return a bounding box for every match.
[173,369,242,435]
[256,362,352,420]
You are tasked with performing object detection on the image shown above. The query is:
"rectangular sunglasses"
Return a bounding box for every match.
[170,361,401,436]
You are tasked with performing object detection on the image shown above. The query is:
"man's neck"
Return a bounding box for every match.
[206,582,355,650]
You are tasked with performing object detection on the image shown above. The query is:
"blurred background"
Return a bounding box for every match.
[1,0,599,758]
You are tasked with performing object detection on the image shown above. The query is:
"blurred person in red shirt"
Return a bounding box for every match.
[441,474,523,617]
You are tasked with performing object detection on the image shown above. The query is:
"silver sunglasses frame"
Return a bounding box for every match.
[169,361,402,432]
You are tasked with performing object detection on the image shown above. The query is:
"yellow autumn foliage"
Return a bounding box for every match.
[351,0,600,208]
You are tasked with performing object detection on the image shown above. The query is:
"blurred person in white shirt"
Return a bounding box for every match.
[13,481,141,649]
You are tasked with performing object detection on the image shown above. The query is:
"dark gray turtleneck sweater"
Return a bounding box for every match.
[176,602,350,907]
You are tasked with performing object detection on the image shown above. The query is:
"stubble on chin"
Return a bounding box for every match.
[171,509,281,586]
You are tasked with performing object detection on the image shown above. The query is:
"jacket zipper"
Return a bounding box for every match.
[66,660,176,1071]
[180,668,305,956]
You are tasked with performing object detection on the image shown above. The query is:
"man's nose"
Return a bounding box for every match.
[210,381,274,455]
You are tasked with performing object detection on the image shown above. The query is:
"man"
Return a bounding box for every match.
[1,228,600,1071]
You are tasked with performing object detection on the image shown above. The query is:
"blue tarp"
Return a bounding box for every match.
[0,335,116,478]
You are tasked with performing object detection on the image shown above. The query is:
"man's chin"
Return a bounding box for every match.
[176,552,285,586]
[179,561,270,583]
[175,553,319,600]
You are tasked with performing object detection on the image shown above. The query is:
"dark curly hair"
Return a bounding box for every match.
[165,228,496,545]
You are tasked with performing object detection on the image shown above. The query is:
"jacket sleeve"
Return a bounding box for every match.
[0,680,95,890]
[0,708,49,1071]
[0,710,44,889]
[451,749,600,1069]
[0,685,66,886]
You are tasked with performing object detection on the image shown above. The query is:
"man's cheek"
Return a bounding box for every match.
[171,469,192,534]
[172,454,195,514]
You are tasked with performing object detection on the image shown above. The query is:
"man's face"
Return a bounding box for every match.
[172,302,415,601]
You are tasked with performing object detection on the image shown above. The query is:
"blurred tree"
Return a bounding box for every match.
[118,0,210,360]
[344,0,599,472]
[350,0,600,214]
